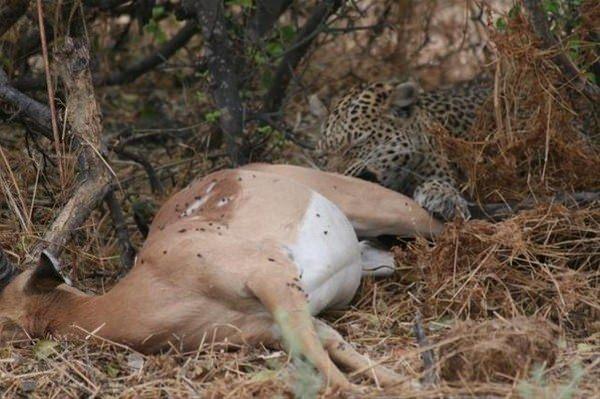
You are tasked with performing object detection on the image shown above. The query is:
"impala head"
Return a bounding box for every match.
[0,251,74,332]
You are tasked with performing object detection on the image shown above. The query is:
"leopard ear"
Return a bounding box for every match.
[391,81,419,108]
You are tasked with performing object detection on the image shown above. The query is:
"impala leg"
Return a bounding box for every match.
[246,270,357,391]
[313,319,402,388]
[242,163,443,238]
[360,240,396,277]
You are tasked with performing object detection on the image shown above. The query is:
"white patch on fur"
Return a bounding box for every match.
[205,181,216,193]
[217,197,230,207]
[288,193,362,315]
[181,195,211,217]
[180,181,220,217]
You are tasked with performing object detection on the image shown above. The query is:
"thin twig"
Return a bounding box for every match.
[105,189,136,271]
[413,312,439,387]
[250,113,315,150]
[113,146,165,195]
[35,0,64,186]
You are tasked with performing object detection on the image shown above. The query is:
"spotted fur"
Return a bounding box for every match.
[317,78,492,220]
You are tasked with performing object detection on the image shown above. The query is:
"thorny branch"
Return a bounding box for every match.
[35,0,64,185]
[1,66,139,266]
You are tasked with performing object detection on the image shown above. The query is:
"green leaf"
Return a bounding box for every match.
[250,369,278,382]
[261,70,273,90]
[266,42,284,57]
[195,91,208,103]
[585,72,597,85]
[495,17,507,31]
[279,25,296,42]
[152,5,165,19]
[204,110,222,124]
[253,52,266,65]
[144,18,167,44]
[106,363,120,378]
[33,339,59,360]
[508,4,521,19]
[228,0,253,8]
[543,0,560,14]
[257,125,273,135]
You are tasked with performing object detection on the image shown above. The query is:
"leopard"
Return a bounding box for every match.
[316,77,492,221]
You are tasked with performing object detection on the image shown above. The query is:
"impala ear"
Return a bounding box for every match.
[27,250,70,292]
[391,81,419,108]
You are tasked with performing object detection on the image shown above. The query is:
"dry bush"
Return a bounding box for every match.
[401,205,599,335]
[434,3,600,203]
[438,317,559,383]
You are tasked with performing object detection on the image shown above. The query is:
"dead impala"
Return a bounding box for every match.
[0,163,441,391]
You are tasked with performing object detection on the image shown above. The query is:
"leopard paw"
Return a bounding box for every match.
[413,180,470,221]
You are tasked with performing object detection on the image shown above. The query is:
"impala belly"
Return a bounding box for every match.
[287,192,362,315]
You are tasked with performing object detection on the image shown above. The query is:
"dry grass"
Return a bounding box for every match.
[404,205,599,335]
[435,4,600,203]
[1,0,599,398]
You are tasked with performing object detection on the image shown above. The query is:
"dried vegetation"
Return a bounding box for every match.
[0,0,599,397]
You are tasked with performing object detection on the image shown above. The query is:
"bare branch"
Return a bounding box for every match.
[13,21,198,91]
[183,0,246,165]
[263,0,342,113]
[0,0,29,37]
[0,67,54,138]
[98,21,198,86]
[114,146,165,195]
[470,191,600,221]
[105,189,136,271]
[32,37,112,260]
[245,0,293,42]
[82,0,131,10]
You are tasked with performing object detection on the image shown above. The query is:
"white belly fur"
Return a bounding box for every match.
[287,192,362,315]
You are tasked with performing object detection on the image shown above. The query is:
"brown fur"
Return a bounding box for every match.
[0,165,441,391]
